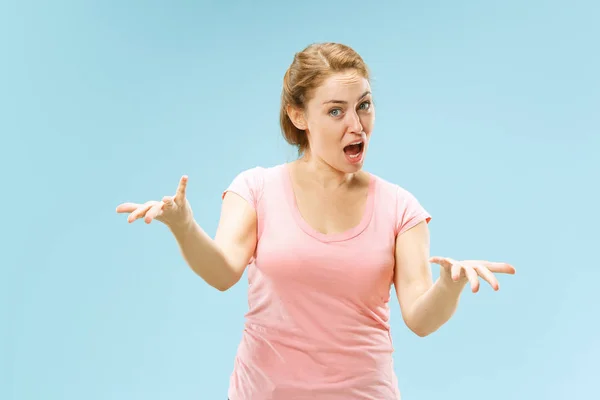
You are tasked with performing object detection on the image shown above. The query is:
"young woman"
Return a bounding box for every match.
[116,42,516,400]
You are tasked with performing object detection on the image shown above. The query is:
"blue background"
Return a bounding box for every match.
[2,1,598,399]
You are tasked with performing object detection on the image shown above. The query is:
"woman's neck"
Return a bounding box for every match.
[293,152,359,190]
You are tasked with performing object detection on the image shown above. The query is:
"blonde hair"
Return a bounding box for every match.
[279,43,370,154]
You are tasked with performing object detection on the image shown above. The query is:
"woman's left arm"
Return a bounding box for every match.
[393,220,516,337]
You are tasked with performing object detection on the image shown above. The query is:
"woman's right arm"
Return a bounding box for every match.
[116,175,257,292]
[170,192,257,291]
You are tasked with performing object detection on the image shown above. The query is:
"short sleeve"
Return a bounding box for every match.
[222,167,265,210]
[395,185,431,236]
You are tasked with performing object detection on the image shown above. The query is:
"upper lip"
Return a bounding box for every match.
[344,139,364,147]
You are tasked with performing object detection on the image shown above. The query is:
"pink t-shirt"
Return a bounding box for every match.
[223,163,431,400]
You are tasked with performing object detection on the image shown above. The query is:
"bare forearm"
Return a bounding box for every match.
[169,220,238,291]
[405,276,467,337]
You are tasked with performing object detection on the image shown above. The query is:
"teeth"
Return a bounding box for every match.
[349,141,363,145]
[348,153,360,158]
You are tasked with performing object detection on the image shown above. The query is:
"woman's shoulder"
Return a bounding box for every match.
[231,163,285,181]
[226,163,286,193]
[367,171,415,199]
[366,170,432,233]
[223,164,286,206]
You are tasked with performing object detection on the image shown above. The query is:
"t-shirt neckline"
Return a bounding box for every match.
[281,163,376,243]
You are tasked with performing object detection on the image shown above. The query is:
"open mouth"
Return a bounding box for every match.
[343,141,365,160]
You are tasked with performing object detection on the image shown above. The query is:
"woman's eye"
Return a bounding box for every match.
[329,109,342,117]
[359,101,371,110]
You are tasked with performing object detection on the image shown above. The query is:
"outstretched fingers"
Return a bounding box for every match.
[127,201,156,223]
[116,203,141,213]
[430,256,506,292]
[461,265,479,293]
[429,257,460,279]
[144,201,164,223]
[479,261,516,275]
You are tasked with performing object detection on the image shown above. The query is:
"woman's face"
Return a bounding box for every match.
[290,69,375,173]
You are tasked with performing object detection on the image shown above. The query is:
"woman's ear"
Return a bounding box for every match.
[286,105,307,130]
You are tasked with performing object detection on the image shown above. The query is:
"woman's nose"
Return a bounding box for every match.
[346,111,363,133]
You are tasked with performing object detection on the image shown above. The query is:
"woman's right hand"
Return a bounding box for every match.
[116,175,194,231]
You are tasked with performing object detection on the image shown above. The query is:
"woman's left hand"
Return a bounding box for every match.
[429,256,516,293]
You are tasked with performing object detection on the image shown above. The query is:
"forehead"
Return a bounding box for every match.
[311,70,371,101]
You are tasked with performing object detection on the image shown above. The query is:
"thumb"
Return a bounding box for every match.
[174,175,188,204]
[429,256,453,269]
